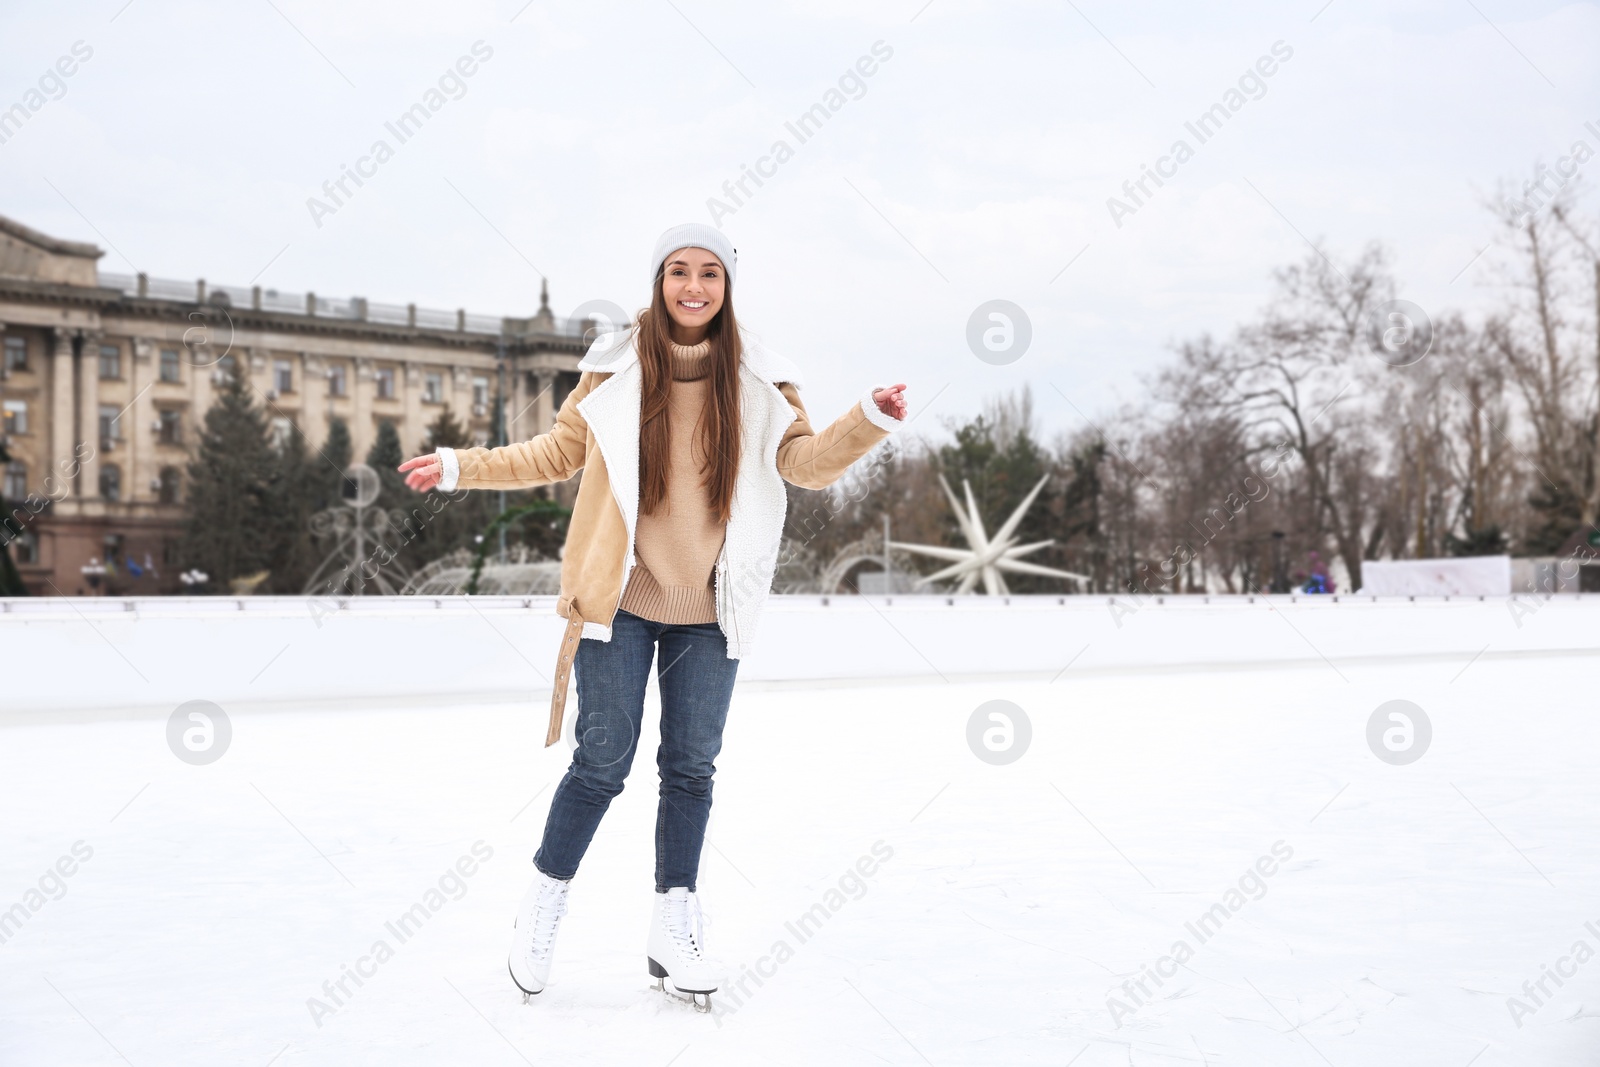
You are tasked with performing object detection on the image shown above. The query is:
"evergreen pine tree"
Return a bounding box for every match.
[365,418,433,578]
[416,403,505,564]
[1060,440,1107,590]
[936,408,1055,592]
[324,416,353,469]
[180,367,276,589]
[423,405,470,451]
[265,429,320,592]
[316,416,353,511]
[366,419,406,512]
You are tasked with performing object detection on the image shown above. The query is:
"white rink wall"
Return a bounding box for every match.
[2,592,1593,717]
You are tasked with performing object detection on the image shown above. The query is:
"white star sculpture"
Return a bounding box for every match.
[889,472,1090,595]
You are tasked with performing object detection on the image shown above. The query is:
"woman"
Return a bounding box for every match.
[398,223,908,1011]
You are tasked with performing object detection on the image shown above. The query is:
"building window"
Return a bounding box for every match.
[160,348,181,383]
[274,359,294,394]
[423,371,444,404]
[328,364,348,397]
[375,367,395,399]
[157,466,180,505]
[269,416,294,449]
[2,399,26,435]
[472,376,489,413]
[158,408,182,445]
[12,528,37,565]
[4,460,24,499]
[554,371,577,411]
[214,353,238,381]
[99,404,121,446]
[99,463,121,502]
[99,344,122,380]
[3,336,26,372]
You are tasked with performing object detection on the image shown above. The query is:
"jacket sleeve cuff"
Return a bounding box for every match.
[435,446,460,492]
[860,384,904,432]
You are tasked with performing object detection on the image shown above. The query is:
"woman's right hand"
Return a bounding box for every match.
[399,454,443,492]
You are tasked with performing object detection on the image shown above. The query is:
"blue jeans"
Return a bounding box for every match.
[533,608,740,892]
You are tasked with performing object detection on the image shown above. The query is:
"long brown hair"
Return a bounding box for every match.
[635,263,743,524]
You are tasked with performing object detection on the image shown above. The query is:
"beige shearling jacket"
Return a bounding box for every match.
[434,328,903,744]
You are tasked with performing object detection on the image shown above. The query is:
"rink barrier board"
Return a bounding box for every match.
[2,593,1593,719]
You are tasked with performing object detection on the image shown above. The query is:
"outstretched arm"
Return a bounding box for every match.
[399,371,601,493]
[776,382,907,490]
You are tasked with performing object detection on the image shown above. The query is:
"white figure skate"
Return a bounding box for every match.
[646,886,722,1013]
[508,868,570,1001]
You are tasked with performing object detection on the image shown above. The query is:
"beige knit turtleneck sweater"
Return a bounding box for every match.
[615,340,728,625]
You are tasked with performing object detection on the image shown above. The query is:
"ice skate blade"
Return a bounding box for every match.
[647,956,717,997]
[648,957,717,1011]
[653,985,714,1013]
[508,961,544,1001]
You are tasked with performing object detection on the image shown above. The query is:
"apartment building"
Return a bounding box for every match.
[0,211,601,595]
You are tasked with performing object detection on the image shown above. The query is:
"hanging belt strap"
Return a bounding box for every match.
[547,601,585,748]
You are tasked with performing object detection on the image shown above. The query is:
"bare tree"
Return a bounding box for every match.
[1157,243,1397,589]
[1482,178,1600,549]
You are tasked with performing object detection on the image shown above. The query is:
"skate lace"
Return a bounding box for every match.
[527,881,568,961]
[664,891,707,962]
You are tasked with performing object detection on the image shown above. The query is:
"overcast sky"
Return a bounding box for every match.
[2,0,1596,446]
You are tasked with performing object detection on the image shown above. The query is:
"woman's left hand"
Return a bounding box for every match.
[872,383,908,422]
[399,454,444,492]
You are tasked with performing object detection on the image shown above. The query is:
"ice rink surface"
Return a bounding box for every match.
[3,647,1596,1065]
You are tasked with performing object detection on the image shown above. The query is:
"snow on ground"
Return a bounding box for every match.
[2,646,1597,1065]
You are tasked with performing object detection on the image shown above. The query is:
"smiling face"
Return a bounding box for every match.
[659,246,727,343]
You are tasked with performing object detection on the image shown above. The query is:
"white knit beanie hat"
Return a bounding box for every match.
[650,223,737,291]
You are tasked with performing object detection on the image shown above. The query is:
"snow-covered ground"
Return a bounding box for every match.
[3,609,1597,1065]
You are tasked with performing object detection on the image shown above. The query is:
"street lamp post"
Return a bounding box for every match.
[495,334,508,561]
[1270,530,1288,594]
